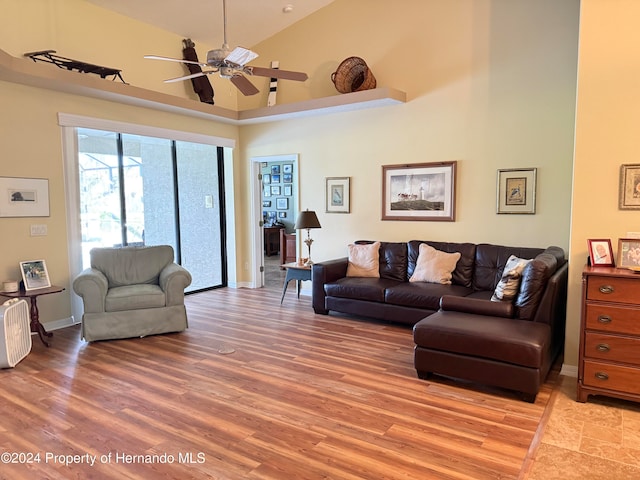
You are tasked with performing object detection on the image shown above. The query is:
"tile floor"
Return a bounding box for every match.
[526,375,640,479]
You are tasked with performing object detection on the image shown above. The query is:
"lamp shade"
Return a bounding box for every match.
[295,210,321,230]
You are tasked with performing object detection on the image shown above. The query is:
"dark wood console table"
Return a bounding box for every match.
[0,285,64,347]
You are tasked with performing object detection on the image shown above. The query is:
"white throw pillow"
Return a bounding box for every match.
[491,255,532,302]
[409,243,461,284]
[346,242,381,277]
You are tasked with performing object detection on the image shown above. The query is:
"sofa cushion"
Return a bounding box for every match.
[515,253,558,320]
[90,245,174,288]
[324,277,398,303]
[409,243,461,284]
[346,242,380,277]
[413,311,551,369]
[491,255,532,302]
[408,241,476,287]
[472,244,545,292]
[105,284,166,312]
[385,283,472,310]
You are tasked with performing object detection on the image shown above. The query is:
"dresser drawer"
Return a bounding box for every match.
[586,276,640,305]
[583,360,640,395]
[585,304,640,335]
[584,332,640,364]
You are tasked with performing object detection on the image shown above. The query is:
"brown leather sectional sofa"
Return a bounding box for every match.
[311,240,568,401]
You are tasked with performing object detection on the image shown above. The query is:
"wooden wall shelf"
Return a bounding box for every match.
[0,49,406,125]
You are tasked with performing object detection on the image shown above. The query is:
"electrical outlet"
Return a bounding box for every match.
[30,224,47,236]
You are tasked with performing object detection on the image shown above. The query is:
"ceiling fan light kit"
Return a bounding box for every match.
[145,0,307,96]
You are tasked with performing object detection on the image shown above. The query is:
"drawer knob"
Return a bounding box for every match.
[599,285,615,294]
[597,315,612,324]
[595,372,609,381]
[596,343,610,352]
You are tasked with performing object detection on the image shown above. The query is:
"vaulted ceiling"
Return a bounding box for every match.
[87,0,337,49]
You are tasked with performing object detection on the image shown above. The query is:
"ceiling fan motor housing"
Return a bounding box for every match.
[207,47,230,65]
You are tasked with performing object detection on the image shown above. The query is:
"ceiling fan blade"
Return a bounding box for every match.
[230,75,260,96]
[224,46,259,66]
[145,55,208,68]
[164,70,216,83]
[246,66,308,82]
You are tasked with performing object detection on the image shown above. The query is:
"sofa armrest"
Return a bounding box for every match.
[440,295,514,318]
[160,263,193,306]
[72,268,108,313]
[312,257,348,314]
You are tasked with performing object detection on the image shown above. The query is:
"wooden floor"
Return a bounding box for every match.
[0,287,557,479]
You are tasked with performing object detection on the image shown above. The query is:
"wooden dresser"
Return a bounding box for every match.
[578,265,640,403]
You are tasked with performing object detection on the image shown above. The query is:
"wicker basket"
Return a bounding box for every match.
[331,56,377,94]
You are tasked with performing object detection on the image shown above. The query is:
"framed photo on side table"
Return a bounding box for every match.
[587,239,615,267]
[497,168,537,214]
[617,238,640,270]
[326,177,350,213]
[20,259,51,290]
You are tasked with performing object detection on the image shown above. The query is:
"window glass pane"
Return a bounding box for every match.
[176,141,224,291]
[77,128,121,266]
[121,134,176,251]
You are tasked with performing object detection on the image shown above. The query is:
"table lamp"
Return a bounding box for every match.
[294,209,321,266]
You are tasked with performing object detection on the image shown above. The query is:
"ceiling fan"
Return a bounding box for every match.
[144,0,308,96]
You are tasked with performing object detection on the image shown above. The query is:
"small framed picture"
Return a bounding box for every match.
[263,174,271,185]
[283,164,293,174]
[283,173,293,183]
[587,239,615,267]
[278,212,287,218]
[276,198,288,210]
[263,186,271,197]
[20,259,51,290]
[262,201,271,207]
[271,165,281,175]
[283,185,292,196]
[619,164,640,210]
[326,177,351,214]
[272,174,281,184]
[270,186,281,196]
[497,168,537,214]
[617,238,640,270]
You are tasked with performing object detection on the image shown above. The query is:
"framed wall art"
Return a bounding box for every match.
[617,238,640,270]
[496,168,537,214]
[326,177,351,214]
[382,161,456,221]
[276,198,288,210]
[619,164,640,210]
[0,176,50,217]
[587,238,615,267]
[20,259,51,290]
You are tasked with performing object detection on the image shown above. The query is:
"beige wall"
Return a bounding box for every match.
[241,1,578,262]
[566,0,640,368]
[1,0,582,367]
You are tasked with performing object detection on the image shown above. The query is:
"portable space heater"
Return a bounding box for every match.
[0,298,32,368]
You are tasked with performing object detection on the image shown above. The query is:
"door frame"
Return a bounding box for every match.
[250,154,299,288]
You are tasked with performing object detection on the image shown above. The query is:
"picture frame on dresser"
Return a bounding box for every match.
[587,238,615,267]
[617,238,640,270]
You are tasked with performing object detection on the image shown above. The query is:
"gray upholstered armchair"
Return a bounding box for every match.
[72,245,192,342]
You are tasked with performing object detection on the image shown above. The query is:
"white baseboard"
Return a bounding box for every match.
[41,316,79,332]
[560,363,578,378]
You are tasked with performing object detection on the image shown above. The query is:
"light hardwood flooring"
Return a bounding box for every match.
[0,286,580,480]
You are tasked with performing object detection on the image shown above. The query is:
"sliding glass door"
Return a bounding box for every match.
[76,128,226,292]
